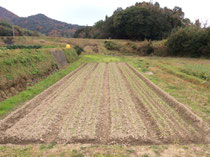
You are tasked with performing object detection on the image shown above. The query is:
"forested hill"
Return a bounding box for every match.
[12,14,82,37]
[0,6,19,23]
[74,2,191,40]
[0,6,82,37]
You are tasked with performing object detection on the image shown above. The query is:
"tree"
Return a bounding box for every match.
[195,19,201,28]
[74,2,189,40]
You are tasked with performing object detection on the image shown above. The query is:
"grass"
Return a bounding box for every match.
[0,144,209,157]
[79,54,127,63]
[39,142,56,150]
[0,48,54,81]
[128,56,210,124]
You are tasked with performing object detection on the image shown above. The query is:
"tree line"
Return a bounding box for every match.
[74,2,191,40]
[0,20,40,36]
[74,2,210,57]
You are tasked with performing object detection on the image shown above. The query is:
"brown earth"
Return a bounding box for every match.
[0,63,209,145]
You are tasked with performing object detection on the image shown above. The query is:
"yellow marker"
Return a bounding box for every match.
[66,44,71,49]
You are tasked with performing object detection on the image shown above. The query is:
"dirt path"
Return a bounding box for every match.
[0,63,209,145]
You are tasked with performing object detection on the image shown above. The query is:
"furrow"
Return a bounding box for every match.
[119,63,171,140]
[121,63,200,142]
[109,63,147,144]
[0,63,87,133]
[58,63,106,143]
[126,63,209,143]
[42,63,99,144]
[95,63,111,143]
[116,63,161,144]
[1,64,98,144]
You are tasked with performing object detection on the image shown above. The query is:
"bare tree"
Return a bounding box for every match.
[202,19,208,28]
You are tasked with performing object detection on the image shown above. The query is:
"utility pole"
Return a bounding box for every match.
[12,24,15,37]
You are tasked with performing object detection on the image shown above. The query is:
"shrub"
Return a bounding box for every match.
[131,45,137,50]
[74,45,83,55]
[134,40,154,56]
[146,40,154,55]
[167,27,210,57]
[104,41,120,51]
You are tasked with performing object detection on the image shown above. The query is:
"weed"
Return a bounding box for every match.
[132,45,137,50]
[47,142,56,149]
[60,152,66,157]
[93,153,116,157]
[33,55,42,62]
[161,145,168,150]
[150,145,158,150]
[142,68,148,72]
[80,147,87,150]
[167,85,181,90]
[183,146,189,149]
[39,144,46,150]
[153,149,160,156]
[126,149,135,154]
[142,153,150,157]
[4,60,12,66]
[31,64,39,75]
[6,74,13,80]
[71,149,84,157]
[39,142,56,150]
[13,58,18,64]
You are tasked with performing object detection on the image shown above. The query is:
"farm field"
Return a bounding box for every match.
[0,62,209,145]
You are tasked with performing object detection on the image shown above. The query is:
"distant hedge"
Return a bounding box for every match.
[167,26,210,57]
[6,45,42,49]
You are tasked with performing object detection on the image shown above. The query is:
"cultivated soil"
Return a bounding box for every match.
[0,63,209,145]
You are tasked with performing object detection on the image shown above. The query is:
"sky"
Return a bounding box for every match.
[0,0,209,26]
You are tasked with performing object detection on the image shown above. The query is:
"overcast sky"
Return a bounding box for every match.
[0,0,209,26]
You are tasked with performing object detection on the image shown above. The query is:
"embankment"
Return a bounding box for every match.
[0,48,78,102]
